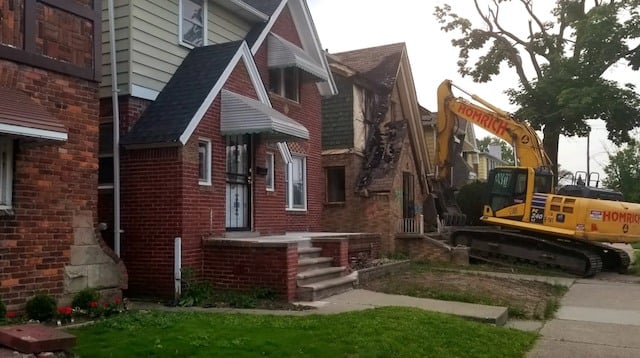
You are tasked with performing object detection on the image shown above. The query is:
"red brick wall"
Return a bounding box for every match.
[270,6,303,47]
[202,240,298,301]
[0,59,98,307]
[119,147,182,297]
[312,238,348,267]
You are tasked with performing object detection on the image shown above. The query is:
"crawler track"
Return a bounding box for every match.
[449,227,629,277]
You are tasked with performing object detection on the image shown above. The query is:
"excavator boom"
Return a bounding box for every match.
[436,80,553,183]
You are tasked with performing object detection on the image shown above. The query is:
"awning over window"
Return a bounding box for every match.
[221,90,309,140]
[267,33,328,81]
[0,87,67,141]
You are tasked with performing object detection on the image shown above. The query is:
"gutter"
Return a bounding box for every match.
[107,0,121,257]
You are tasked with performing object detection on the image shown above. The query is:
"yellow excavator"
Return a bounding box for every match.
[434,79,640,276]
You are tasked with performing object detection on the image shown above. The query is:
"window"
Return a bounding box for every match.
[98,122,114,189]
[179,0,207,47]
[0,137,13,208]
[326,166,345,203]
[285,155,306,210]
[269,67,299,102]
[198,139,211,185]
[265,152,274,191]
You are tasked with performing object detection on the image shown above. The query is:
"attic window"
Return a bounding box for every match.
[179,0,208,47]
[269,67,300,102]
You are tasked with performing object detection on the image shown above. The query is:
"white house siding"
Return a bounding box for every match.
[101,0,252,99]
[100,0,131,98]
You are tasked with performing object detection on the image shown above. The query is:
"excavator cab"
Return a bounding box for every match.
[484,167,553,217]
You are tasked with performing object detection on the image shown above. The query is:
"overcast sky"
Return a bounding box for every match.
[307,0,639,184]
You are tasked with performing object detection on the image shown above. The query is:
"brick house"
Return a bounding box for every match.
[98,0,341,299]
[0,0,125,310]
[321,43,432,253]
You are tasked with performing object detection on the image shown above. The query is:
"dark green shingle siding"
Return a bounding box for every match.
[322,76,353,150]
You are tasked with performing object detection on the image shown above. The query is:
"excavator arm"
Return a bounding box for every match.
[436,80,553,184]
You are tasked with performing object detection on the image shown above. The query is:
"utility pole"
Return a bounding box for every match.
[586,127,591,186]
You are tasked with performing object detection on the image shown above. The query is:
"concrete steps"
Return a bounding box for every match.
[295,245,357,301]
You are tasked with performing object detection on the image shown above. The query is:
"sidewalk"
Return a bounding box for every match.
[527,276,640,358]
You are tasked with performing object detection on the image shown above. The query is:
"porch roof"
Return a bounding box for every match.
[221,90,308,140]
[0,87,67,142]
[267,33,328,81]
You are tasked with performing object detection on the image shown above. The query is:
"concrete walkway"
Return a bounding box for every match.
[298,289,508,325]
[527,275,640,358]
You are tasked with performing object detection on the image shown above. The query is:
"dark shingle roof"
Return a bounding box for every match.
[240,0,282,16]
[121,41,243,146]
[242,0,283,48]
[332,43,405,92]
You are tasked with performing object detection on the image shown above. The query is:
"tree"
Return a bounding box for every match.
[434,1,640,180]
[602,141,640,202]
[476,136,515,165]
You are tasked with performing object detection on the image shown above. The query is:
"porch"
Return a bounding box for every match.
[200,232,381,301]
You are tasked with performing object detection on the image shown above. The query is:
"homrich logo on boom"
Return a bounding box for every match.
[456,102,508,136]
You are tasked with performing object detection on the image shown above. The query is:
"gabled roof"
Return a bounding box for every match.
[244,0,337,96]
[122,39,308,148]
[121,42,245,147]
[333,43,405,92]
[328,43,431,194]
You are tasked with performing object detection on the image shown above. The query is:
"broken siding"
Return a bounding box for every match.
[100,0,131,98]
[353,85,367,152]
[322,75,354,150]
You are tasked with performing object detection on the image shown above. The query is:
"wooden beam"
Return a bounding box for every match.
[0,45,95,81]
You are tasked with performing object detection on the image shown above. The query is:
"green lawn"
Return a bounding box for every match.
[69,307,537,357]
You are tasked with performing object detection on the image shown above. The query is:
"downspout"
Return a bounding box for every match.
[108,0,121,257]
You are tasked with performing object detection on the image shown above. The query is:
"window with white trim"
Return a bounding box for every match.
[0,137,13,208]
[285,154,306,210]
[269,67,300,102]
[265,152,274,191]
[179,0,207,47]
[198,139,211,185]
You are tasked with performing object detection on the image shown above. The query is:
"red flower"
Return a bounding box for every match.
[114,297,122,304]
[6,312,15,318]
[57,306,72,316]
[90,301,99,308]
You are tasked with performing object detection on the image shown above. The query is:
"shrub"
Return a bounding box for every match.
[26,294,57,322]
[72,288,101,310]
[178,267,213,307]
[456,181,488,225]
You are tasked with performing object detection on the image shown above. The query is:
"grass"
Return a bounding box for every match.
[69,307,537,357]
[369,262,567,320]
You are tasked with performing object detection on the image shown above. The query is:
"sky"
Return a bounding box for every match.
[307,0,639,185]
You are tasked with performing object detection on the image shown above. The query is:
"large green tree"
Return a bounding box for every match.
[435,0,640,178]
[602,141,640,202]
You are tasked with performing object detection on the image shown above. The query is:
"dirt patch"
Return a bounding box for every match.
[359,266,567,320]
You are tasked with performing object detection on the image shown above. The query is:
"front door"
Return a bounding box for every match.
[225,135,251,231]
